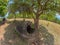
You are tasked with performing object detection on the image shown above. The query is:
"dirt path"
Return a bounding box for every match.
[0,23,8,45]
[0,24,7,40]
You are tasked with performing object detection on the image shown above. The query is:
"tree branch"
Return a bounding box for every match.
[43,0,50,10]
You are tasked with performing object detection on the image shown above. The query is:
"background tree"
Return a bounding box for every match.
[0,0,8,17]
[8,0,33,20]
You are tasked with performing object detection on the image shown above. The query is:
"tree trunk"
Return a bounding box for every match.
[14,14,16,20]
[34,14,41,45]
[13,14,16,23]
[34,15,39,31]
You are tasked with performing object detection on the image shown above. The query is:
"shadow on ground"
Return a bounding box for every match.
[39,25,54,45]
[1,21,27,45]
[1,20,54,45]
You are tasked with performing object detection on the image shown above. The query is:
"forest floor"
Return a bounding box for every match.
[0,18,60,45]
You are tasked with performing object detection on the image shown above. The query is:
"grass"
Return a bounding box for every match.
[0,19,2,24]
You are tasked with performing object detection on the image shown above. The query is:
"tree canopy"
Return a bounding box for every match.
[0,0,8,17]
[9,0,60,15]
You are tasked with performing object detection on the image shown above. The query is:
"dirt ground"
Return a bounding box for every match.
[0,23,28,45]
[0,18,60,45]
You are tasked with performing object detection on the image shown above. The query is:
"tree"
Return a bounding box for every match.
[9,0,60,30]
[31,0,60,31]
[0,0,8,17]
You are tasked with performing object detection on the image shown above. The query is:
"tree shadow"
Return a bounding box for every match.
[39,25,54,45]
[1,20,54,45]
[1,21,28,45]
